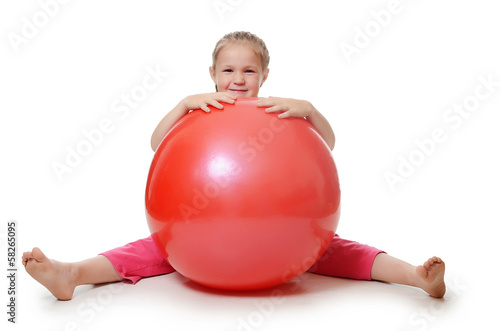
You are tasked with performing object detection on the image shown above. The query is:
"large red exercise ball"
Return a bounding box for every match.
[145,97,340,290]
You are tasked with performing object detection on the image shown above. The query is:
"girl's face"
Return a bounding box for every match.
[210,43,269,98]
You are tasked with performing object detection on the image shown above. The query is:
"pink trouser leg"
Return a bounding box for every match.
[100,236,175,284]
[308,234,384,280]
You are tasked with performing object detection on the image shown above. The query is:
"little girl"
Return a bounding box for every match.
[23,31,446,301]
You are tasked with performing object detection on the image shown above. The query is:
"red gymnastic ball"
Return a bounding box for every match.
[145,97,340,290]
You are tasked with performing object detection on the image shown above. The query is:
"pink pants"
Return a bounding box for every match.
[100,235,384,284]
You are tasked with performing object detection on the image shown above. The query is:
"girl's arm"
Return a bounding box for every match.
[257,97,336,150]
[151,92,236,151]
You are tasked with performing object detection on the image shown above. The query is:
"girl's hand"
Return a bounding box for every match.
[257,97,315,119]
[181,92,237,113]
[151,92,236,151]
[257,96,336,150]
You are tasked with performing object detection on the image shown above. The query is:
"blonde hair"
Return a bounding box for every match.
[211,31,270,71]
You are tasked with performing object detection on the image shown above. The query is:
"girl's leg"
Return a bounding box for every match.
[309,235,446,298]
[23,236,175,300]
[99,235,175,284]
[22,248,123,301]
[309,234,384,280]
[371,253,446,298]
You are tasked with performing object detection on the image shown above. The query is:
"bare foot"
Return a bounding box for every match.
[22,248,77,300]
[415,256,446,298]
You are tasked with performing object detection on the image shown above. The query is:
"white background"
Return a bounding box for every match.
[1,0,499,330]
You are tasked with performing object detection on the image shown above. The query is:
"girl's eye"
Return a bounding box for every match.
[245,70,255,73]
[223,69,233,73]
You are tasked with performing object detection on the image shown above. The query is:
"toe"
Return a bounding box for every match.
[32,247,47,262]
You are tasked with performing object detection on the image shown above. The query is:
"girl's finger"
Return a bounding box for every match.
[265,105,284,113]
[278,110,292,119]
[222,95,236,104]
[209,100,223,109]
[257,98,274,108]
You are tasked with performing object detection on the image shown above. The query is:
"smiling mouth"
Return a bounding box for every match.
[230,89,248,94]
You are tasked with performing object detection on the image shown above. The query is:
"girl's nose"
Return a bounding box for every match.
[234,72,245,84]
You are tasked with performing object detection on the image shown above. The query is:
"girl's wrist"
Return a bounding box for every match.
[305,101,317,119]
[177,97,191,114]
